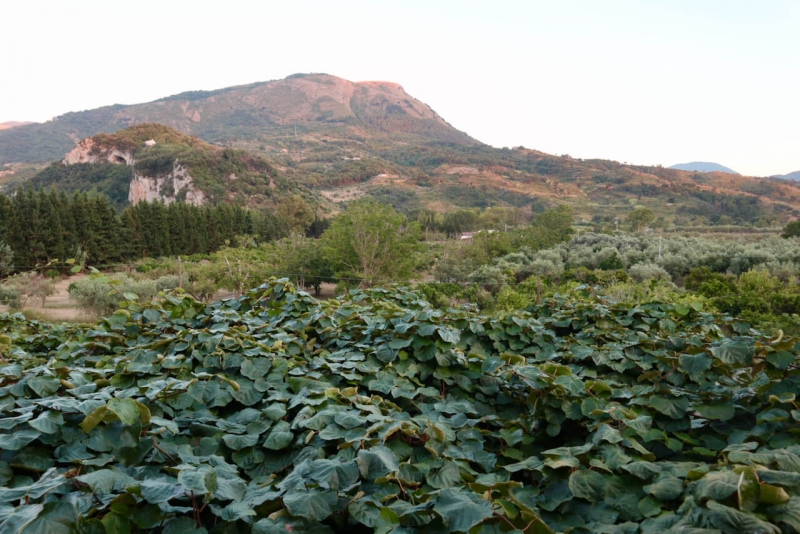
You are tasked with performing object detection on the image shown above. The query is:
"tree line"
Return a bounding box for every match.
[0,189,285,272]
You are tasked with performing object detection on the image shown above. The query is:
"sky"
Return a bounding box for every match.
[1,0,799,176]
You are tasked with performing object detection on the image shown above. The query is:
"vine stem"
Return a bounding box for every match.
[153,436,176,463]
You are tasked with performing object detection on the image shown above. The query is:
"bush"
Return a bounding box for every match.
[0,284,20,308]
[68,274,179,315]
[468,265,507,292]
[1,272,55,308]
[628,262,672,283]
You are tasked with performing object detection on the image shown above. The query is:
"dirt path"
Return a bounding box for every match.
[0,275,92,322]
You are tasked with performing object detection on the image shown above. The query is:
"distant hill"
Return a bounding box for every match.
[28,124,314,210]
[4,74,800,225]
[0,121,33,131]
[773,171,800,181]
[669,162,739,174]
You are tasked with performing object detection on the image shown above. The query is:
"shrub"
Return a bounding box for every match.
[68,274,179,315]
[628,262,672,283]
[0,284,20,308]
[468,265,507,292]
[1,272,55,308]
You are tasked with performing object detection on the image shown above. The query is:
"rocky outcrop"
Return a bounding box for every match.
[128,163,206,205]
[63,138,206,206]
[63,139,134,165]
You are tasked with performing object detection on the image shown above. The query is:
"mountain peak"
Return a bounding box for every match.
[0,74,475,165]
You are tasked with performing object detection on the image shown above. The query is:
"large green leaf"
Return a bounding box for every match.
[711,341,754,365]
[568,469,607,502]
[649,395,689,419]
[309,459,360,491]
[283,489,334,521]
[27,411,64,434]
[692,471,739,502]
[222,433,260,451]
[643,473,683,501]
[696,402,735,421]
[357,446,400,480]
[263,421,293,450]
[678,353,712,374]
[19,502,77,534]
[434,488,493,532]
[0,429,40,450]
[106,398,141,426]
[706,500,781,534]
[428,460,462,489]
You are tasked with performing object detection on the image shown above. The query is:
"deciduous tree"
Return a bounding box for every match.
[322,198,420,286]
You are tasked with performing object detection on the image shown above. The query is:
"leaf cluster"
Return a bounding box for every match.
[0,282,800,533]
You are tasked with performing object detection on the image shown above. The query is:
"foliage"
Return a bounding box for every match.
[1,272,55,309]
[626,207,655,232]
[557,232,800,278]
[322,198,421,286]
[1,281,800,532]
[686,266,800,336]
[275,195,315,236]
[0,241,12,277]
[0,284,19,308]
[628,262,672,283]
[368,186,421,213]
[0,189,271,272]
[783,220,800,239]
[67,273,179,315]
[269,236,335,295]
[30,162,133,209]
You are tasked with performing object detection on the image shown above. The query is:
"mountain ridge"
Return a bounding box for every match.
[773,171,800,181]
[668,161,739,174]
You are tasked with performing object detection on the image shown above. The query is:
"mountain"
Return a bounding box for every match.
[3,73,800,225]
[668,162,739,174]
[0,73,475,166]
[773,171,800,181]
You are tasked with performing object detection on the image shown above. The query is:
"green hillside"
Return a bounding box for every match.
[27,124,314,209]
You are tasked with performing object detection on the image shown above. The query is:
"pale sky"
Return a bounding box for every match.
[1,0,798,176]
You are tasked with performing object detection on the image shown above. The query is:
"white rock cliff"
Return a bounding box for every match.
[63,139,206,205]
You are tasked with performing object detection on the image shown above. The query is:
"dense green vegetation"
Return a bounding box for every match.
[2,280,800,533]
[0,189,278,271]
[426,229,800,335]
[31,162,133,209]
[29,124,306,208]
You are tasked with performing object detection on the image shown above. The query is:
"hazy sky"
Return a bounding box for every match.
[1,0,798,176]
